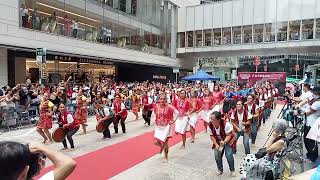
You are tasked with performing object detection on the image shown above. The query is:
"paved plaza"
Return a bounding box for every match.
[0,104,314,179]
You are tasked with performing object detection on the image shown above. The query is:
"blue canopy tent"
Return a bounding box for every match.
[182,70,220,81]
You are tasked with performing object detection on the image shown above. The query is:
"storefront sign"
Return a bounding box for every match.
[200,57,239,71]
[153,75,167,80]
[238,72,286,94]
[50,55,114,65]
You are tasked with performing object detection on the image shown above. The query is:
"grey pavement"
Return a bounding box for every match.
[111,104,313,180]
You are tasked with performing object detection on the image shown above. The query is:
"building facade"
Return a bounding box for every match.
[0,0,181,86]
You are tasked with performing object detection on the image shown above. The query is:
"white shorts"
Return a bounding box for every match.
[154,124,172,142]
[188,112,199,128]
[175,116,190,134]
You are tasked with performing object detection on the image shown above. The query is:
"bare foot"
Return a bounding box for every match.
[46,141,53,144]
[61,147,68,151]
[162,158,168,163]
[230,171,236,177]
[216,171,223,176]
[179,145,185,149]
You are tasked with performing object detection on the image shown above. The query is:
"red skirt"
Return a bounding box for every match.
[76,108,87,123]
[37,115,52,129]
[132,103,140,113]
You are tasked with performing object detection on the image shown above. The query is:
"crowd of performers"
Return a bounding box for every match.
[34,80,278,175]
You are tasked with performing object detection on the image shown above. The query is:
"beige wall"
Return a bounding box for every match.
[0,48,8,87]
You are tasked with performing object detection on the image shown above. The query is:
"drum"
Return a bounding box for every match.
[96,121,105,133]
[52,127,66,143]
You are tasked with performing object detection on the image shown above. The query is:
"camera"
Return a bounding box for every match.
[27,153,46,179]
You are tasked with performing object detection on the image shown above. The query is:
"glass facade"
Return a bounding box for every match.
[19,0,177,57]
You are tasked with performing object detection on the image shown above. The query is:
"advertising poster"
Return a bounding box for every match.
[238,72,286,94]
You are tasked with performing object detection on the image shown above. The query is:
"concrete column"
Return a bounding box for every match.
[0,48,8,87]
[15,57,26,84]
[170,5,177,58]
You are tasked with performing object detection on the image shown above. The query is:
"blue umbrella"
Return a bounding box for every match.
[182,70,220,81]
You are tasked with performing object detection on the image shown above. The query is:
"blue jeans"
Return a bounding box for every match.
[214,144,235,172]
[251,123,257,144]
[236,131,251,154]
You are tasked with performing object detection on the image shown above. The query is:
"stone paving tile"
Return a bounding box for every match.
[112,105,284,180]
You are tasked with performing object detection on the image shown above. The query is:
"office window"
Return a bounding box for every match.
[302,19,314,40]
[316,19,320,39]
[204,29,212,46]
[187,31,194,47]
[253,24,263,43]
[222,28,231,45]
[265,23,276,42]
[232,26,241,44]
[195,30,203,47]
[277,22,287,41]
[289,21,300,40]
[213,29,221,45]
[243,25,252,43]
[177,32,185,48]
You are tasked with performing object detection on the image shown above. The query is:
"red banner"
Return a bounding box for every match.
[238,72,286,94]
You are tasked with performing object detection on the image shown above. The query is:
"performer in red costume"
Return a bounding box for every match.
[173,90,193,149]
[112,95,128,134]
[152,94,178,162]
[200,89,215,132]
[189,90,203,142]
[58,103,80,150]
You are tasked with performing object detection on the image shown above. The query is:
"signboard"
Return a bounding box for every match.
[238,72,286,94]
[199,57,239,72]
[173,68,179,73]
[36,48,46,63]
[50,55,114,65]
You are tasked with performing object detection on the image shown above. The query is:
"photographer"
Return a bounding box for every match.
[295,86,320,162]
[289,84,312,110]
[0,141,76,180]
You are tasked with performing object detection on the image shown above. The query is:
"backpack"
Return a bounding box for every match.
[246,158,275,180]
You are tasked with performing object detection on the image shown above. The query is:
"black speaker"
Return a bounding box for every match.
[29,68,39,83]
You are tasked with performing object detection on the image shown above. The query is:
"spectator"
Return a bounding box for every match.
[0,141,76,180]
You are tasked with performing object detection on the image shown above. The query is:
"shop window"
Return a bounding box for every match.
[187,31,194,47]
[177,32,185,48]
[289,21,300,41]
[195,30,203,47]
[316,19,320,39]
[204,29,212,46]
[213,29,221,45]
[265,23,276,42]
[302,19,314,40]
[222,28,231,45]
[277,22,287,42]
[253,24,263,43]
[243,25,252,43]
[232,27,241,44]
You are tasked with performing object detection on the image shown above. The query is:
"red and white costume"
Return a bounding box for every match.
[173,98,192,134]
[188,98,203,128]
[152,104,178,142]
[37,100,54,129]
[142,95,153,114]
[211,91,225,111]
[112,100,128,119]
[200,96,214,123]
[75,95,87,123]
[58,111,80,130]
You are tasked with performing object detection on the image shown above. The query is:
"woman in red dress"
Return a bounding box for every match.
[132,92,141,120]
[189,91,203,142]
[200,89,214,132]
[75,89,88,134]
[36,93,55,143]
[211,85,225,111]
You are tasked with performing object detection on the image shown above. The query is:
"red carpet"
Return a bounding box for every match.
[37,125,205,180]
